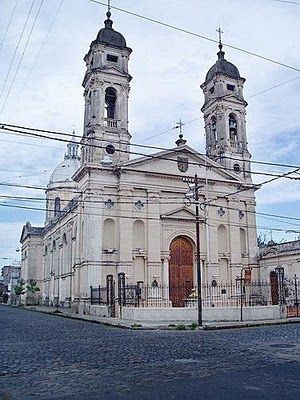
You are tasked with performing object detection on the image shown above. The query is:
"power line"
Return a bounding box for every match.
[9,0,65,117]
[88,0,300,74]
[1,201,298,234]
[1,189,300,224]
[204,166,300,207]
[0,135,63,150]
[2,122,300,171]
[0,0,45,116]
[248,75,300,98]
[137,118,200,144]
[0,0,19,57]
[1,124,299,182]
[0,0,36,101]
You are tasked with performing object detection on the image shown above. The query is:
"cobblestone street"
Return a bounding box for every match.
[0,306,300,399]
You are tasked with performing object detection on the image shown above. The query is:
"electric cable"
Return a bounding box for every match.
[88,0,300,74]
[0,125,299,182]
[0,0,36,101]
[9,0,65,117]
[0,0,45,115]
[1,201,298,234]
[2,121,300,171]
[0,0,20,57]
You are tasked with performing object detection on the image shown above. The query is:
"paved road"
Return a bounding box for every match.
[0,307,299,400]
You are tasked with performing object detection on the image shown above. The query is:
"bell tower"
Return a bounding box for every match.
[201,31,251,180]
[81,8,132,165]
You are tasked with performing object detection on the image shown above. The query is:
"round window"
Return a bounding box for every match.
[105,144,115,155]
[233,163,241,173]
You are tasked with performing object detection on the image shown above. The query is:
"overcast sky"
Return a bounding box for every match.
[0,0,300,267]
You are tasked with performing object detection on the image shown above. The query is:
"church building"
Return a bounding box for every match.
[20,10,259,311]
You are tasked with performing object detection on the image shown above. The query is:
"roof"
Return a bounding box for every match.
[49,158,80,185]
[20,222,44,243]
[48,136,80,185]
[95,12,130,50]
[205,45,241,84]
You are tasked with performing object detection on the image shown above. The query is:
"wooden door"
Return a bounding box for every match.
[169,237,194,307]
[270,271,279,305]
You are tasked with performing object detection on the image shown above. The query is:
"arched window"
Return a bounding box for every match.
[133,220,145,249]
[105,87,117,119]
[211,116,217,142]
[240,228,247,255]
[54,197,61,216]
[62,233,67,245]
[229,113,238,143]
[103,218,116,249]
[218,225,228,253]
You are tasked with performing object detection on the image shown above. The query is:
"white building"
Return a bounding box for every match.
[20,11,259,312]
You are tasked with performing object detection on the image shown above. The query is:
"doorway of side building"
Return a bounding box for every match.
[270,270,279,305]
[169,236,194,307]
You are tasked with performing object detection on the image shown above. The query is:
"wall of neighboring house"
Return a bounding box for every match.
[259,240,300,281]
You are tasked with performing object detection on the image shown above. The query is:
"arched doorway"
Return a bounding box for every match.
[169,236,194,307]
[270,271,279,305]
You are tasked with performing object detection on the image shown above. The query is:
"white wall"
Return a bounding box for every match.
[121,305,281,322]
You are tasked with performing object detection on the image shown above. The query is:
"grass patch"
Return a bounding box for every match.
[176,324,186,330]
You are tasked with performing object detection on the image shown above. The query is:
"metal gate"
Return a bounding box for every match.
[106,274,115,317]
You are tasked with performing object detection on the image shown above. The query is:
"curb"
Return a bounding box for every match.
[3,305,300,331]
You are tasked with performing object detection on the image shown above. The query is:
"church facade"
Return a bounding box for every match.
[20,11,259,311]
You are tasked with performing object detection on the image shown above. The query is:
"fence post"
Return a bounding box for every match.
[136,281,143,308]
[294,275,299,318]
[106,274,115,318]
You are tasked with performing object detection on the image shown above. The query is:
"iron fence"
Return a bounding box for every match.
[90,278,300,312]
[90,286,107,305]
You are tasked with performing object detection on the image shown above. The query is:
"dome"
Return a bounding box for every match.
[95,13,128,49]
[49,158,80,185]
[48,135,80,185]
[205,46,241,83]
[96,27,127,48]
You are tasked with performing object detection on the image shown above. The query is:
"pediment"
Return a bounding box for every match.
[202,94,247,110]
[99,66,131,79]
[122,145,242,183]
[161,206,204,221]
[20,222,30,243]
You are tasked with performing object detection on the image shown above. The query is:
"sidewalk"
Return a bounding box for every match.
[10,304,300,330]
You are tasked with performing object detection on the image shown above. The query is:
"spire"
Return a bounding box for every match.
[104,0,113,29]
[216,26,225,60]
[65,131,80,160]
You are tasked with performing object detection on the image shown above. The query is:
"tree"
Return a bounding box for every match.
[26,280,40,294]
[14,279,26,296]
[14,279,26,305]
[26,280,40,306]
[257,232,268,248]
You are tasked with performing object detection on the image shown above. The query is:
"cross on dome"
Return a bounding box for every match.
[216,26,224,51]
[107,0,112,19]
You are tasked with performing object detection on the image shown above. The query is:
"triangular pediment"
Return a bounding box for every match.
[98,65,131,78]
[122,144,242,183]
[161,206,203,221]
[20,222,31,243]
[202,94,247,110]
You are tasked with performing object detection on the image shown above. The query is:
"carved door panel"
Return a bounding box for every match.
[169,237,194,307]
